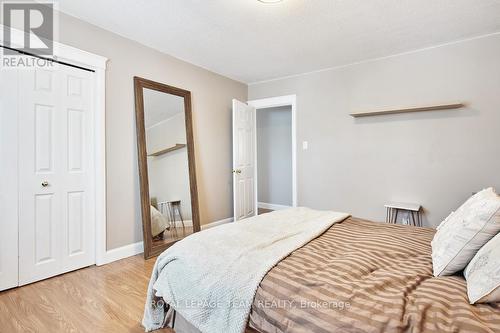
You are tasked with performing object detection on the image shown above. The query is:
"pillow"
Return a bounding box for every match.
[464,233,500,304]
[151,205,169,237]
[431,188,500,276]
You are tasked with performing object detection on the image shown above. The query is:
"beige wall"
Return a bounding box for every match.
[57,13,247,249]
[249,34,500,227]
[8,11,499,246]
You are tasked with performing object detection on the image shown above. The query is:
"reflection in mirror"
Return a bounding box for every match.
[134,77,199,259]
[144,88,193,246]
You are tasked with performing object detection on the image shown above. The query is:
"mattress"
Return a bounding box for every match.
[248,217,500,333]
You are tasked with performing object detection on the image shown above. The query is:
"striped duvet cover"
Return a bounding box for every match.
[248,217,500,333]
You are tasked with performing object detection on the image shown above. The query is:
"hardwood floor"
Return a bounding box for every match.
[153,226,194,247]
[258,208,273,215]
[0,255,173,333]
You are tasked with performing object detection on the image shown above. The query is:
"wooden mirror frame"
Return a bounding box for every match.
[134,76,200,259]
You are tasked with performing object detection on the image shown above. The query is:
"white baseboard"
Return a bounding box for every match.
[173,218,232,229]
[201,217,234,230]
[258,202,292,211]
[98,241,144,266]
[98,217,234,265]
[171,219,193,227]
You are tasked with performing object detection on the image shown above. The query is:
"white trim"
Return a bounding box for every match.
[170,219,194,227]
[248,95,298,214]
[172,217,234,230]
[100,242,144,265]
[0,70,19,290]
[248,31,500,86]
[258,202,292,211]
[201,217,234,230]
[1,25,109,267]
[94,67,107,266]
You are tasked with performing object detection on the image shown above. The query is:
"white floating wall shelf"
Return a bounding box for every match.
[148,143,186,157]
[350,103,465,118]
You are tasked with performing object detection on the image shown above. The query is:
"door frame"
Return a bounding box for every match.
[247,95,297,213]
[0,25,109,266]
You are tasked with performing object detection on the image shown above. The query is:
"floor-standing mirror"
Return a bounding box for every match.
[134,77,200,259]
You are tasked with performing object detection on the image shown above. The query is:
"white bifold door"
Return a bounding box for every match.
[232,99,257,221]
[0,62,95,289]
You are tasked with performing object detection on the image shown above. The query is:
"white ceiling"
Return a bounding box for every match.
[143,88,184,129]
[59,0,500,84]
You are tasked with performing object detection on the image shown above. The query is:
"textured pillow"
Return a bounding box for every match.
[464,233,500,304]
[431,188,500,276]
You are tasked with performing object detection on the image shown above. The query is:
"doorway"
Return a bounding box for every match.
[256,106,293,214]
[248,95,297,215]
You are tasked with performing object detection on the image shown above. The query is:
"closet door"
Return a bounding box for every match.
[18,64,95,285]
[59,66,95,274]
[0,69,19,291]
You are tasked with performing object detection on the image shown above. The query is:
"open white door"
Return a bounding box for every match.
[232,99,257,221]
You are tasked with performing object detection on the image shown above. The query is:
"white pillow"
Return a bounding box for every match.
[464,233,500,304]
[431,188,500,276]
[151,205,169,237]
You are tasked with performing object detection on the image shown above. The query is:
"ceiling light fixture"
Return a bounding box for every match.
[258,0,284,3]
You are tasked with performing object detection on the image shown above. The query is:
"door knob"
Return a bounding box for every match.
[41,181,49,187]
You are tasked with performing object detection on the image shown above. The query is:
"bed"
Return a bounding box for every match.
[146,214,500,333]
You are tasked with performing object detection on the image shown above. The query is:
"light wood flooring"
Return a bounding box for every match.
[0,255,173,333]
[258,208,273,215]
[153,225,194,247]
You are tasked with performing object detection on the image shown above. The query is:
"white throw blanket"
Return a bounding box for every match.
[142,207,349,333]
